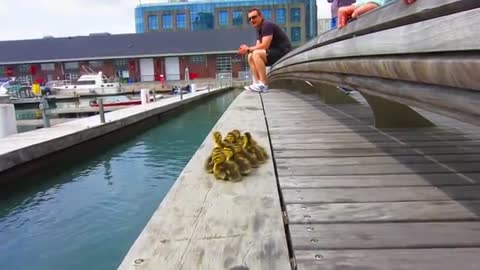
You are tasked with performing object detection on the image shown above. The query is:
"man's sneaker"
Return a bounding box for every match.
[249,83,269,93]
[244,83,259,91]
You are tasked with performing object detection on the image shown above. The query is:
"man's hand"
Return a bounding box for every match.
[237,44,249,55]
[404,0,416,5]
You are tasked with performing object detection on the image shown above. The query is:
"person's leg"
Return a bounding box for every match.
[331,17,337,29]
[248,53,260,83]
[251,49,268,84]
[352,2,379,18]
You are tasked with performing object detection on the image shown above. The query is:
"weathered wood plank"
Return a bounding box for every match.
[277,163,480,176]
[280,0,480,64]
[271,134,480,144]
[274,147,480,158]
[290,222,480,249]
[276,155,480,166]
[279,173,480,188]
[286,201,480,223]
[118,92,290,269]
[284,186,480,203]
[295,248,480,270]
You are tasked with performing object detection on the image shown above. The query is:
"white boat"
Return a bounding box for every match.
[52,72,121,96]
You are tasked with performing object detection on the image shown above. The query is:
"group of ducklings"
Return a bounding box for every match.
[205,130,268,182]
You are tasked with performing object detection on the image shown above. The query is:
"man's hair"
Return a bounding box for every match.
[248,8,262,15]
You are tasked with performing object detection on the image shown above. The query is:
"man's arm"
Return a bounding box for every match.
[248,36,273,52]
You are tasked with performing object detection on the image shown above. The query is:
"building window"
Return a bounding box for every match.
[291,8,301,23]
[148,15,159,31]
[162,14,172,29]
[218,11,228,26]
[276,8,286,24]
[89,60,103,68]
[232,10,243,26]
[216,55,232,73]
[176,13,186,29]
[64,62,79,70]
[283,27,287,33]
[262,9,272,20]
[18,64,29,73]
[113,59,128,68]
[41,63,55,71]
[291,27,301,42]
[190,55,206,64]
[191,12,214,31]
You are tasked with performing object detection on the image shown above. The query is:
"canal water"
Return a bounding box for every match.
[0,89,241,270]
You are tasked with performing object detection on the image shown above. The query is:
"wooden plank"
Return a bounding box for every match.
[283,186,480,203]
[277,163,480,176]
[276,155,480,166]
[290,222,480,249]
[278,8,480,71]
[280,0,480,64]
[271,134,480,143]
[118,91,290,269]
[286,201,480,223]
[274,147,480,158]
[279,173,480,188]
[295,248,480,270]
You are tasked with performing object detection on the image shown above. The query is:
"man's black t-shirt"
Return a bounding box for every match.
[257,20,292,54]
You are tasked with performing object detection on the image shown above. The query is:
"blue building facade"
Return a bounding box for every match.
[135,0,317,46]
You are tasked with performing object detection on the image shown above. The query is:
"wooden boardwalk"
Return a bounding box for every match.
[262,89,480,270]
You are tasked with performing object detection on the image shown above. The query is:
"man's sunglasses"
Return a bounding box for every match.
[248,15,258,21]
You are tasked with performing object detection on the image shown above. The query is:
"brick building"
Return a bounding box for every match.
[0,29,255,84]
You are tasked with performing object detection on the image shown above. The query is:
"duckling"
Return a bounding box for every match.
[224,131,237,144]
[213,131,233,148]
[212,150,228,180]
[225,145,251,175]
[234,141,259,168]
[243,132,268,163]
[222,147,243,182]
[205,146,224,173]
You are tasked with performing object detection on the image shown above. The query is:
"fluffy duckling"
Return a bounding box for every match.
[213,131,233,148]
[233,141,259,168]
[205,146,224,173]
[243,132,268,163]
[225,145,251,175]
[212,150,228,180]
[222,147,243,182]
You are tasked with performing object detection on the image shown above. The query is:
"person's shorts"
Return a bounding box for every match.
[266,48,288,66]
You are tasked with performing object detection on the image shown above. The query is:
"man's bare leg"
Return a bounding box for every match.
[252,50,268,84]
[248,53,260,83]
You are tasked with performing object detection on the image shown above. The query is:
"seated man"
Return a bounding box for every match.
[238,8,292,93]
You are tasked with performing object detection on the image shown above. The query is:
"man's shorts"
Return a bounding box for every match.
[266,48,288,66]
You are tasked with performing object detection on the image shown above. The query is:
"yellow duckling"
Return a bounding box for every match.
[222,147,242,182]
[225,145,251,175]
[205,146,224,174]
[243,132,268,164]
[212,150,228,180]
[234,141,259,168]
[213,131,233,148]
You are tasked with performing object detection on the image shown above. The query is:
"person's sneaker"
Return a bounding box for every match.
[244,83,259,91]
[249,83,269,93]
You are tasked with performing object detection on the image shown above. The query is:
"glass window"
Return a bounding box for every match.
[262,9,272,20]
[191,12,214,31]
[232,10,242,26]
[162,14,172,29]
[216,55,231,73]
[282,27,287,33]
[276,8,286,24]
[89,60,103,68]
[291,27,301,42]
[64,62,79,70]
[218,11,228,26]
[18,64,29,73]
[189,55,206,64]
[291,8,301,23]
[113,59,128,68]
[41,63,55,71]
[148,15,158,31]
[176,13,186,29]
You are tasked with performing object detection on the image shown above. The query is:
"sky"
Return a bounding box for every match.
[0,0,331,41]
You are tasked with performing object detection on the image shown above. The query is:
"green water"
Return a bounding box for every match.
[0,89,241,270]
